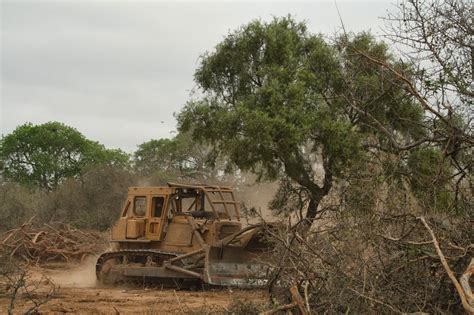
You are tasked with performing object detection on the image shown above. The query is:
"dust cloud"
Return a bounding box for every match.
[47,256,98,288]
[234,180,279,223]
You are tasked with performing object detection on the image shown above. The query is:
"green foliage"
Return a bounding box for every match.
[134,131,216,183]
[336,32,426,143]
[181,18,356,181]
[0,122,129,190]
[135,138,178,173]
[179,17,425,219]
[406,147,453,212]
[342,178,379,214]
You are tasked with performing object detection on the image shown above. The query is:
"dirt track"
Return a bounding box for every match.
[0,260,268,314]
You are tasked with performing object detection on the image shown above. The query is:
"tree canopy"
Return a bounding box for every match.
[0,122,129,190]
[178,17,425,223]
[134,132,213,180]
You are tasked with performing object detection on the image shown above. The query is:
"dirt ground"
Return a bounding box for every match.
[0,258,268,314]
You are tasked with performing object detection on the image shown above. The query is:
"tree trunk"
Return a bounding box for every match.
[306,192,324,221]
[300,191,325,233]
[301,167,332,233]
[301,154,333,230]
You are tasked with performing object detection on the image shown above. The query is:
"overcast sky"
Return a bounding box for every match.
[1,0,393,152]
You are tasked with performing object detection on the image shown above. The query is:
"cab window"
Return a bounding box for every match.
[121,200,130,217]
[152,197,165,217]
[133,196,147,217]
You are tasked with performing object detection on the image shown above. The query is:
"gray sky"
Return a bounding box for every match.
[1,0,392,152]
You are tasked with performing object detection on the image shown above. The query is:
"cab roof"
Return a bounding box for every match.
[127,182,234,195]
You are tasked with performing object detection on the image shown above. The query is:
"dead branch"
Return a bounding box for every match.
[418,217,474,314]
[261,285,309,315]
[2,263,57,315]
[349,288,401,314]
[290,285,309,315]
[260,302,297,315]
[460,259,474,307]
[0,221,107,265]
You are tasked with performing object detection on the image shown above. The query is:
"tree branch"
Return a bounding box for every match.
[418,217,474,314]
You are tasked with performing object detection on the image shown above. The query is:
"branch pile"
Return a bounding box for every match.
[0,219,107,264]
[263,213,473,313]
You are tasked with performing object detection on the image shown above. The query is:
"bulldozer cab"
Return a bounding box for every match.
[169,182,240,220]
[112,183,240,241]
[113,188,170,241]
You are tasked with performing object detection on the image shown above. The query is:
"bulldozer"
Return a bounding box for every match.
[96,182,271,288]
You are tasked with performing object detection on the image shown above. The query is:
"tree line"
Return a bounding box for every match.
[0,122,212,190]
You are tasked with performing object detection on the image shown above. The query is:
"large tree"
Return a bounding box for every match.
[178,17,424,225]
[0,122,129,190]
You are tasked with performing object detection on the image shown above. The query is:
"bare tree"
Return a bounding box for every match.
[338,0,473,212]
[382,0,473,195]
[385,0,472,101]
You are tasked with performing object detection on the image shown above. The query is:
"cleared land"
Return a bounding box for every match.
[0,260,267,314]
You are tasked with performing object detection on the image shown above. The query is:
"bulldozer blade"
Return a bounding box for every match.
[204,246,269,287]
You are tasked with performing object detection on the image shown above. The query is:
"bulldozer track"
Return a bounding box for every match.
[96,249,184,284]
[97,249,180,269]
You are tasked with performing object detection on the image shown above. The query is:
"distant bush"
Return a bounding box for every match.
[43,166,137,230]
[0,183,45,232]
[0,165,138,232]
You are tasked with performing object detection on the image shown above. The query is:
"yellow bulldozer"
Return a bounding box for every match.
[96,183,271,288]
